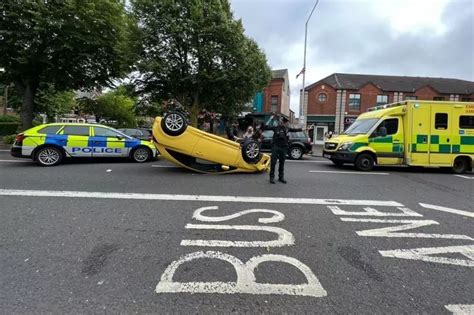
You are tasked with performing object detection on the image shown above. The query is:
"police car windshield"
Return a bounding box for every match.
[343,118,379,135]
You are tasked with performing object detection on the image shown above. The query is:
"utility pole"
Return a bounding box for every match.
[300,0,319,129]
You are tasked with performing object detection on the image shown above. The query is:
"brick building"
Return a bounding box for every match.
[303,73,474,144]
[251,69,291,125]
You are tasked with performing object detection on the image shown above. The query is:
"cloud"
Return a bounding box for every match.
[231,0,474,115]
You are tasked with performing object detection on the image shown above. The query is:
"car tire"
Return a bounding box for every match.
[161,111,187,136]
[355,153,375,171]
[452,157,470,174]
[131,146,152,163]
[35,146,63,166]
[241,139,262,164]
[288,146,303,160]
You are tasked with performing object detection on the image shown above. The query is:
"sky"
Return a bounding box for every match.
[230,0,474,115]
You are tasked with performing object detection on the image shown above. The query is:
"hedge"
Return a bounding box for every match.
[0,122,19,136]
[0,115,20,123]
[2,134,16,145]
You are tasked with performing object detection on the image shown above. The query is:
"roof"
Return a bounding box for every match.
[305,73,474,95]
[272,69,288,80]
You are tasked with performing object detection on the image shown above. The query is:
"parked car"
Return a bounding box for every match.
[152,111,270,173]
[260,130,312,159]
[118,128,152,141]
[11,123,157,166]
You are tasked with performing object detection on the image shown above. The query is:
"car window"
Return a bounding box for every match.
[290,131,307,139]
[38,125,62,134]
[62,126,90,136]
[263,130,273,138]
[94,127,122,137]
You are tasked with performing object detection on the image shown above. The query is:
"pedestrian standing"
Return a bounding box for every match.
[265,115,300,184]
[243,126,254,139]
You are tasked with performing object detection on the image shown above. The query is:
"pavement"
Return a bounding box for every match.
[0,150,473,314]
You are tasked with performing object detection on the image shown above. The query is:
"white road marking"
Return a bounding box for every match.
[151,165,180,168]
[380,245,474,267]
[454,175,474,179]
[419,203,474,218]
[181,224,295,247]
[0,149,10,152]
[286,160,329,163]
[193,206,285,223]
[0,189,404,206]
[328,206,423,217]
[309,170,389,175]
[0,159,29,163]
[156,251,327,297]
[445,304,474,314]
[341,218,473,240]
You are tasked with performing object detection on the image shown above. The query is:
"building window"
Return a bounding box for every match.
[376,95,388,105]
[318,93,327,103]
[271,95,278,112]
[405,95,417,100]
[435,113,448,130]
[460,115,474,129]
[348,94,361,111]
[433,96,445,101]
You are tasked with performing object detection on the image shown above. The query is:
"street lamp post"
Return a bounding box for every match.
[300,0,319,129]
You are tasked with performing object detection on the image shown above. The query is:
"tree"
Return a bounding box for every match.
[131,0,271,126]
[0,0,134,130]
[78,88,136,128]
[35,85,76,123]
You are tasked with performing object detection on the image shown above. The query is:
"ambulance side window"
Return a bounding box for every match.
[459,115,474,129]
[63,126,90,136]
[374,118,398,136]
[435,113,448,130]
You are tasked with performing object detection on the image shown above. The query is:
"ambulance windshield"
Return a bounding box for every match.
[343,118,379,135]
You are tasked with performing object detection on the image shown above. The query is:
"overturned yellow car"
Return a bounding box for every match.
[152,112,270,173]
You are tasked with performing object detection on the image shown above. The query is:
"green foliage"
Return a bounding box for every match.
[0,0,135,129]
[0,115,19,123]
[2,134,16,144]
[0,123,19,136]
[35,85,76,122]
[78,88,136,128]
[131,0,271,126]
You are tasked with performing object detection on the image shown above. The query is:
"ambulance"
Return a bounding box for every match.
[323,101,474,173]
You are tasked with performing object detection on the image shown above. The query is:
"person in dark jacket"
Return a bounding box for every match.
[265,115,301,184]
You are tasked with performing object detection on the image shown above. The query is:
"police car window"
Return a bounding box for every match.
[63,126,90,136]
[460,115,474,129]
[377,118,398,135]
[435,113,448,130]
[38,125,62,134]
[94,127,121,137]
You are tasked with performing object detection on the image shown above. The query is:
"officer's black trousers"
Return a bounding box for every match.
[270,145,287,179]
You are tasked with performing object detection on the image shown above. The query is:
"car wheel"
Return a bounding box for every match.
[35,146,63,166]
[131,147,151,163]
[452,157,470,174]
[161,111,187,136]
[242,139,262,164]
[355,153,375,171]
[288,146,303,160]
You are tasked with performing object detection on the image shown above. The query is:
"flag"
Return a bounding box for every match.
[296,67,305,79]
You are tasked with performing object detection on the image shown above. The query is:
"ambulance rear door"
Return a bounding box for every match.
[429,106,452,165]
[409,103,430,165]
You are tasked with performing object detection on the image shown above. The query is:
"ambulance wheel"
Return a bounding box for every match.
[35,146,63,166]
[355,153,375,171]
[161,111,187,136]
[242,139,261,164]
[131,146,152,163]
[452,157,470,174]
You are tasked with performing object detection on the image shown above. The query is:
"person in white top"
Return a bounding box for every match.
[242,126,254,139]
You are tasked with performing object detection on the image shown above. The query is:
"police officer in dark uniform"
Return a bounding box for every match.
[265,114,301,184]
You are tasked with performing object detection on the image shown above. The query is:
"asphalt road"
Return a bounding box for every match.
[0,150,473,314]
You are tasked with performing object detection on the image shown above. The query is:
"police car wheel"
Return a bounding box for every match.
[355,153,374,171]
[35,146,63,166]
[161,111,187,136]
[289,146,303,160]
[242,139,262,164]
[452,157,469,174]
[132,147,151,163]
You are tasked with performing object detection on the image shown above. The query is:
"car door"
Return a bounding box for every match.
[61,125,92,157]
[261,130,273,151]
[369,117,404,165]
[91,126,129,157]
